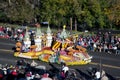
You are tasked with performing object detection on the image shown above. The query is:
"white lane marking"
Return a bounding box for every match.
[0,49,14,52]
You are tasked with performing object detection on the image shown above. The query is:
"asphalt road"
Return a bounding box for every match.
[0,38,120,79]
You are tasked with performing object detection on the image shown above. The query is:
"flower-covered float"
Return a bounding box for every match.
[14,24,92,65]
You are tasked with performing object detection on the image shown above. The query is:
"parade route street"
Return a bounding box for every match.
[0,38,120,79]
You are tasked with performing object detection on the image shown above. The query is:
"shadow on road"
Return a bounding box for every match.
[76,69,91,80]
[48,63,60,78]
[106,73,117,80]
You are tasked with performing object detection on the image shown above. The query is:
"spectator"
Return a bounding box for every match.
[95,69,100,80]
[108,44,113,54]
[113,45,117,54]
[25,71,33,80]
[60,71,65,80]
[93,43,97,52]
[116,44,120,54]
[62,63,69,74]
[62,63,69,78]
[101,70,109,80]
[103,44,108,53]
[41,73,52,80]
[98,44,103,52]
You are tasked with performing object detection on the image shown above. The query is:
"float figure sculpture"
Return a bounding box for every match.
[23,27,31,52]
[35,24,42,52]
[46,25,52,47]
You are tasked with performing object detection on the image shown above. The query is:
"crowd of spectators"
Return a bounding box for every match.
[0,59,110,80]
[75,32,120,55]
[0,26,26,41]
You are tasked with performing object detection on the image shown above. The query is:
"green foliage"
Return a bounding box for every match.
[0,0,119,30]
[5,0,34,23]
[0,10,8,21]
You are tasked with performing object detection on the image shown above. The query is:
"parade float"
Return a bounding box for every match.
[14,24,92,65]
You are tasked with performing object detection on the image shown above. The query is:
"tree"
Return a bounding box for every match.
[85,0,104,29]
[40,0,69,27]
[100,0,120,29]
[108,0,120,28]
[0,0,119,30]
[5,0,34,24]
